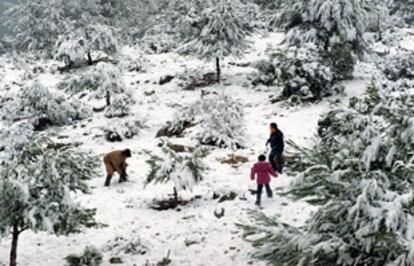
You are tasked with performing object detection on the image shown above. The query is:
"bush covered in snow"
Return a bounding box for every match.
[382,49,414,81]
[58,63,135,114]
[65,246,103,266]
[240,78,414,265]
[145,141,207,203]
[161,94,246,149]
[103,119,144,142]
[1,82,91,130]
[104,235,148,256]
[263,44,341,102]
[55,24,119,67]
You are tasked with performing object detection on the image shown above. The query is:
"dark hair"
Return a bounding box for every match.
[122,149,132,157]
[258,154,266,161]
[270,123,278,130]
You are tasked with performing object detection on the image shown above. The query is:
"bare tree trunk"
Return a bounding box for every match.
[173,187,178,205]
[87,52,93,66]
[216,57,221,84]
[106,91,111,106]
[85,29,93,65]
[9,224,19,266]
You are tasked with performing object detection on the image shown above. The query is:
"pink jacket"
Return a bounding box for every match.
[250,162,278,184]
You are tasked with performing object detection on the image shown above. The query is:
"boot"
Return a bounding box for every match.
[104,175,112,187]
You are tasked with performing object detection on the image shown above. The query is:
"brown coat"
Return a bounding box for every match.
[104,150,128,176]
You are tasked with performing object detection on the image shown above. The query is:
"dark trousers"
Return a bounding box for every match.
[256,184,273,205]
[104,172,127,187]
[269,152,284,173]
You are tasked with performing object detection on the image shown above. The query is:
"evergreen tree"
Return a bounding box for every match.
[58,63,134,111]
[178,0,252,83]
[163,94,246,149]
[1,81,91,130]
[145,142,207,204]
[4,0,103,55]
[0,122,100,266]
[240,78,414,265]
[55,24,119,67]
[389,0,414,25]
[276,0,382,53]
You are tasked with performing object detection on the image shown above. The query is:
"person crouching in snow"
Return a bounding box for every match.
[250,154,278,207]
[103,149,132,187]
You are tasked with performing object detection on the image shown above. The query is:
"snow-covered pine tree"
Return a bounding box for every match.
[178,0,252,83]
[389,0,414,25]
[0,81,91,130]
[382,49,414,81]
[239,78,414,265]
[58,63,134,116]
[145,142,207,204]
[55,24,119,67]
[0,122,100,266]
[196,94,246,149]
[277,0,382,53]
[161,94,246,149]
[4,0,103,55]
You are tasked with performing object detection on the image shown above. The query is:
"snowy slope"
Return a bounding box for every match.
[0,33,369,266]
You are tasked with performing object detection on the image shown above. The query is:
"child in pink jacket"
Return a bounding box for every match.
[250,154,278,207]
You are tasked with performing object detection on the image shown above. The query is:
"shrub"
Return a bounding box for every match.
[275,44,338,102]
[382,49,414,81]
[160,94,246,149]
[65,246,103,266]
[103,119,143,142]
[145,141,207,203]
[1,82,91,130]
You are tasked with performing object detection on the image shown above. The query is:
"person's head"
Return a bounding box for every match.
[270,123,278,134]
[122,149,132,158]
[258,154,266,162]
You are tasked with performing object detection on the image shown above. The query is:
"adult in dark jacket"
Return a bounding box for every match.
[266,123,284,173]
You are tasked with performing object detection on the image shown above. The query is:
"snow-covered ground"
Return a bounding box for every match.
[0,33,370,266]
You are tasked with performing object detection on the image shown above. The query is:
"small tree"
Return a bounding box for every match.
[58,63,134,109]
[55,24,119,67]
[277,0,383,53]
[0,122,100,266]
[178,0,252,83]
[159,94,246,149]
[0,81,91,130]
[145,142,207,204]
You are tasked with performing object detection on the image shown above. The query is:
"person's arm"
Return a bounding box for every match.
[250,165,256,180]
[268,164,278,177]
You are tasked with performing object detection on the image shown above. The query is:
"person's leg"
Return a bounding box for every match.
[269,152,277,171]
[265,184,273,198]
[275,154,284,174]
[104,161,115,187]
[104,174,112,187]
[119,172,128,183]
[256,184,263,206]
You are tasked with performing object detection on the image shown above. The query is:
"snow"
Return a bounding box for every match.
[0,32,381,266]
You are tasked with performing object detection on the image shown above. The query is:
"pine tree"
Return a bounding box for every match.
[389,0,414,25]
[240,78,414,265]
[145,142,207,204]
[178,0,252,83]
[162,94,246,149]
[1,81,91,130]
[0,122,100,266]
[55,23,119,67]
[4,0,103,55]
[58,63,134,112]
[276,0,382,53]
